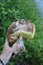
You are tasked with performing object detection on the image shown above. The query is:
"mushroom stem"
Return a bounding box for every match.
[13,35,25,55]
[18,35,25,52]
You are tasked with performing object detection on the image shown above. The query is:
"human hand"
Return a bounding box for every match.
[2,35,25,55]
[0,35,25,65]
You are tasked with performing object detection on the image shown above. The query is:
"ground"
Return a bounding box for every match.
[0,0,43,65]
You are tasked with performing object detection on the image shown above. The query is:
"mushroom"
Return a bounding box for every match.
[7,20,35,46]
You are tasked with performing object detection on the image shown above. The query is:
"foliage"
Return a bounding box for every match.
[0,0,43,65]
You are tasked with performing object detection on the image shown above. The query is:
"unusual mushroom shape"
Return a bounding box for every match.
[7,20,35,46]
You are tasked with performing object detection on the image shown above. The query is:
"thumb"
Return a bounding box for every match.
[4,37,10,48]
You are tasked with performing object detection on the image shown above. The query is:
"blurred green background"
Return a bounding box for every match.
[0,0,43,65]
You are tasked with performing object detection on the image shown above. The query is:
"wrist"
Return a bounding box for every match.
[0,59,4,65]
[0,49,13,65]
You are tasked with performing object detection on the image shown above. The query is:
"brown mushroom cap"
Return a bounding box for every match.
[7,20,35,44]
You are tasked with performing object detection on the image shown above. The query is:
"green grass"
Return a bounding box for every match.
[0,0,43,65]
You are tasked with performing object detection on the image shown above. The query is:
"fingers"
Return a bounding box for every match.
[13,43,25,55]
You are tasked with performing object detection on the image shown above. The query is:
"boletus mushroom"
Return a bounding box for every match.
[7,19,35,47]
